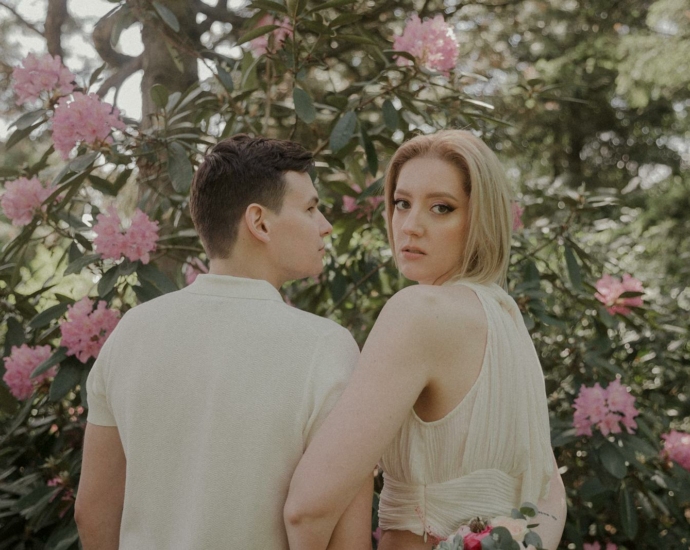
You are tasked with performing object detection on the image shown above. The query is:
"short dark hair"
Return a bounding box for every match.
[190,134,314,258]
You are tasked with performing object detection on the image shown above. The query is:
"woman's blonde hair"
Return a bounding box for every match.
[384,130,513,287]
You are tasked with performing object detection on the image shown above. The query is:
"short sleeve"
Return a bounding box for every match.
[85,330,117,427]
[303,326,360,448]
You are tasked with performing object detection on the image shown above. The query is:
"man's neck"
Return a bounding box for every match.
[208,258,282,290]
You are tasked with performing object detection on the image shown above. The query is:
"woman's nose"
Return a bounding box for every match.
[402,209,424,236]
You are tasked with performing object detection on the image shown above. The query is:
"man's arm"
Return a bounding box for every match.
[75,422,126,550]
[327,475,374,550]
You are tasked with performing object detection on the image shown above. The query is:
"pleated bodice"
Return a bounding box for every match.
[378,281,553,541]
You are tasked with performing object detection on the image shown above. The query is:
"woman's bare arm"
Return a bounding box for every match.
[534,454,567,550]
[284,287,450,550]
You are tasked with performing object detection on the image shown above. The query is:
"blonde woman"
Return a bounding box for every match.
[284,130,567,550]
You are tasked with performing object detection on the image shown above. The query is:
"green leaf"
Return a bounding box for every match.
[519,502,538,518]
[0,383,18,414]
[28,303,70,330]
[152,1,180,32]
[137,263,178,295]
[599,442,628,479]
[15,486,57,517]
[360,127,378,175]
[307,0,355,13]
[5,122,41,150]
[165,42,185,72]
[49,361,83,401]
[523,531,543,548]
[249,0,288,14]
[384,49,417,63]
[382,99,398,131]
[336,33,377,45]
[564,245,583,291]
[168,142,194,194]
[69,151,99,172]
[3,317,26,358]
[293,88,316,123]
[329,13,362,27]
[98,265,121,297]
[133,279,163,303]
[236,25,279,46]
[31,348,68,378]
[579,477,608,501]
[150,83,169,109]
[10,109,47,130]
[216,65,234,92]
[64,253,101,275]
[330,111,357,152]
[619,485,638,539]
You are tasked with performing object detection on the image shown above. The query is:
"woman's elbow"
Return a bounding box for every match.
[284,491,328,528]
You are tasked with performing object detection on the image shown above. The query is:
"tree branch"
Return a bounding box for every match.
[97,54,143,97]
[45,0,68,58]
[0,0,44,38]
[92,6,138,67]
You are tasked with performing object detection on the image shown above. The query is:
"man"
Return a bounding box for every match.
[75,135,373,549]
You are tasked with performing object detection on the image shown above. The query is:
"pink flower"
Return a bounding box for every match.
[12,53,75,104]
[342,181,384,219]
[512,202,524,231]
[2,344,55,400]
[661,430,690,471]
[59,297,120,363]
[584,544,601,550]
[595,274,644,315]
[93,206,159,264]
[463,526,491,550]
[393,14,459,75]
[184,257,208,285]
[573,379,639,437]
[249,15,293,55]
[372,527,381,542]
[52,92,125,159]
[1,177,53,226]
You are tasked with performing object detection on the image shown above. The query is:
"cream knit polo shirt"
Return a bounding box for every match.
[86,274,360,549]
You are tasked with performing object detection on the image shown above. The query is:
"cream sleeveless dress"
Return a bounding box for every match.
[378,281,553,542]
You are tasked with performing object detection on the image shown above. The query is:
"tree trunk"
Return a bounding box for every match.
[45,0,68,58]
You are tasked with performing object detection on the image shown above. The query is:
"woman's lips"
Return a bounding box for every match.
[400,247,426,260]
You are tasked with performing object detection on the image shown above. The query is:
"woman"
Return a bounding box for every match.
[284,130,567,550]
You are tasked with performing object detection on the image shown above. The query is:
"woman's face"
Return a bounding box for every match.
[391,155,470,285]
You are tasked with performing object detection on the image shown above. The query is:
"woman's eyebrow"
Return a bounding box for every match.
[394,189,458,201]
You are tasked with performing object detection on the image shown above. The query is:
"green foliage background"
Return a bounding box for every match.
[0,0,689,548]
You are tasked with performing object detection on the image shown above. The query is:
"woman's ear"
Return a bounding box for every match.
[244,203,271,244]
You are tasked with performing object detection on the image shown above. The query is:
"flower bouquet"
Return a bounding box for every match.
[434,503,545,550]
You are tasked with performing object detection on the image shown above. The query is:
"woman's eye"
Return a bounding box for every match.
[393,199,409,210]
[431,204,453,214]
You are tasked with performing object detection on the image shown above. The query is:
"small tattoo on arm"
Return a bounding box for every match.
[538,511,558,521]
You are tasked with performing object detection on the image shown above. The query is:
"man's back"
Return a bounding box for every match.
[86,274,359,549]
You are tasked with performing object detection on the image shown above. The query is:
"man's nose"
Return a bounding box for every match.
[319,211,333,237]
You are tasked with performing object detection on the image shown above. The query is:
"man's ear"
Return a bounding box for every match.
[244,203,271,243]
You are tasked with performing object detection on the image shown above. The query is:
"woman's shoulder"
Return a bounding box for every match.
[379,283,486,336]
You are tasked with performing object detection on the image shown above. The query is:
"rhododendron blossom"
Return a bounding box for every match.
[342,182,384,219]
[52,92,125,159]
[595,273,644,315]
[661,430,690,471]
[393,14,459,74]
[2,344,54,400]
[12,53,75,104]
[93,206,159,264]
[1,177,52,226]
[512,202,524,231]
[184,257,209,285]
[60,298,120,363]
[573,379,639,436]
[249,15,293,55]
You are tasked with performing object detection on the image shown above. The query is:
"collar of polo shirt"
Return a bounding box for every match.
[185,274,284,302]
